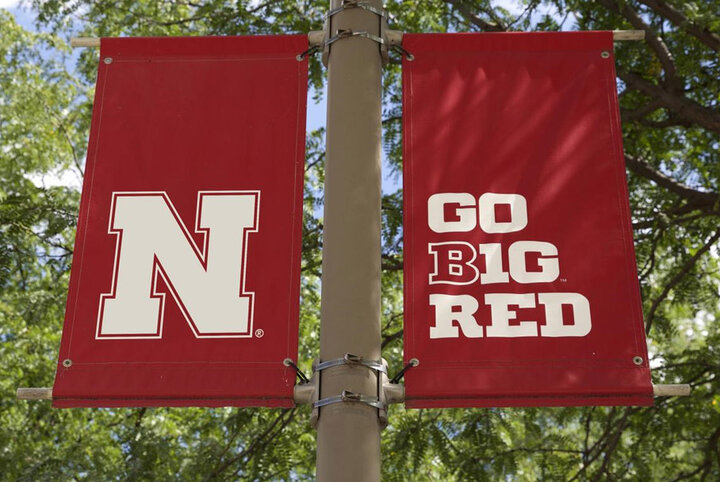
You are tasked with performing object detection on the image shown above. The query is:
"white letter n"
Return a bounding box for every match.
[97,191,259,339]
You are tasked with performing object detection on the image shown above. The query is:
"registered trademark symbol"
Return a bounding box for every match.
[255,329,264,338]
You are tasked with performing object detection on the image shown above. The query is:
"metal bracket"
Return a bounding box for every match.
[313,354,388,427]
[322,0,389,66]
[314,390,386,410]
[295,357,405,429]
[325,29,384,47]
[314,353,387,375]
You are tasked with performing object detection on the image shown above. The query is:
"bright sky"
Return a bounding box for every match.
[0,0,20,9]
[492,0,525,16]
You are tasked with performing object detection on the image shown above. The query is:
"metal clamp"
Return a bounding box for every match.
[320,0,391,66]
[314,390,386,410]
[297,29,384,60]
[325,29,384,48]
[326,0,387,20]
[296,358,403,429]
[322,29,385,65]
[314,353,387,374]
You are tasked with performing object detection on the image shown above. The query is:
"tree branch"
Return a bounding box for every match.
[620,72,720,135]
[638,228,663,282]
[671,461,713,482]
[381,328,403,349]
[635,116,693,128]
[620,100,663,122]
[47,108,84,177]
[700,425,720,480]
[442,0,506,32]
[381,253,403,271]
[636,0,720,52]
[645,228,720,335]
[624,154,718,205]
[582,407,595,468]
[501,446,584,455]
[591,407,634,481]
[204,408,296,481]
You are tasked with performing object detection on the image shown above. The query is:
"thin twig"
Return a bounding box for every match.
[645,228,720,334]
[636,0,720,51]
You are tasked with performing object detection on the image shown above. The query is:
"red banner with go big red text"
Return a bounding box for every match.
[402,32,653,407]
[53,36,307,407]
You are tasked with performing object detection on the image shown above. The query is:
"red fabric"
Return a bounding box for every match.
[53,36,308,407]
[402,32,653,407]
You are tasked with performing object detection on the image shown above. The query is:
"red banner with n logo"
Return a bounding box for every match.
[53,36,307,407]
[402,32,653,407]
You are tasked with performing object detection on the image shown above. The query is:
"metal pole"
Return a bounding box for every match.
[316,0,384,480]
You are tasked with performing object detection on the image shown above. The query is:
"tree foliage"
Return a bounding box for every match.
[1,0,719,479]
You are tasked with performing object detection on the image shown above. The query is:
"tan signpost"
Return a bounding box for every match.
[316,1,384,480]
[18,2,695,480]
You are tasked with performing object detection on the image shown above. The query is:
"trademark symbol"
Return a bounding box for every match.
[255,329,264,338]
[560,278,568,283]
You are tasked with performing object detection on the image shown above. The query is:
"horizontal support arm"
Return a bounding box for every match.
[612,29,645,40]
[653,384,691,397]
[69,30,645,49]
[17,387,53,400]
[70,37,100,48]
[16,382,689,402]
